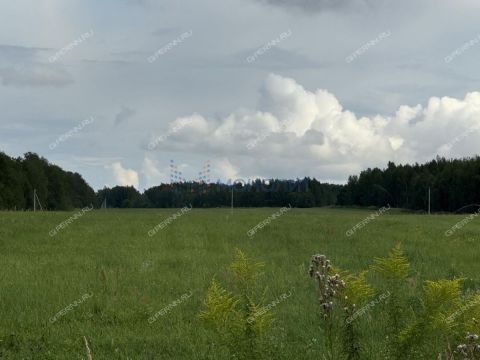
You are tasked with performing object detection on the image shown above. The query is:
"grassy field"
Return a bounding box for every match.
[1,208,480,359]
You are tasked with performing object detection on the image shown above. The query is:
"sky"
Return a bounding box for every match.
[1,0,480,190]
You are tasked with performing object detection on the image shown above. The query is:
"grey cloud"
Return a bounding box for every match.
[106,50,149,63]
[2,0,480,190]
[81,58,134,65]
[303,129,325,145]
[238,47,323,69]
[253,0,365,12]
[121,0,149,6]
[72,156,125,167]
[0,44,50,62]
[0,44,71,87]
[0,64,73,87]
[152,27,178,37]
[114,107,136,126]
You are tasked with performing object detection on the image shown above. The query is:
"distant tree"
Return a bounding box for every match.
[3,150,479,212]
[0,151,95,210]
[338,156,480,212]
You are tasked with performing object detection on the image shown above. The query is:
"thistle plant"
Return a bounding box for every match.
[309,254,345,319]
[305,246,480,360]
[309,254,345,359]
[443,297,480,359]
[454,334,480,359]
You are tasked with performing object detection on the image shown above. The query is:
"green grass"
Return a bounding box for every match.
[1,208,479,359]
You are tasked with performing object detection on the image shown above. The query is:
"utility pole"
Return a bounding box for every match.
[33,189,43,211]
[428,187,431,215]
[231,186,234,215]
[101,187,107,209]
[102,196,107,209]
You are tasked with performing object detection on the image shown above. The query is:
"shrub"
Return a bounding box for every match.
[199,249,272,359]
[308,245,480,359]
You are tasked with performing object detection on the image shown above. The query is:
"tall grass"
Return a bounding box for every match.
[1,208,480,359]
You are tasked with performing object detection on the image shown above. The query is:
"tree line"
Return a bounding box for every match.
[338,156,480,212]
[0,152,95,210]
[96,179,342,209]
[0,151,341,210]
[1,151,480,211]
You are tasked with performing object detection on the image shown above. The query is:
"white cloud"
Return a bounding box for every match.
[3,1,480,190]
[109,162,139,188]
[142,157,168,188]
[149,74,480,182]
[72,156,124,167]
[216,158,239,180]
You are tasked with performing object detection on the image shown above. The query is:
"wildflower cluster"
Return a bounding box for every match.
[455,333,480,359]
[309,254,345,318]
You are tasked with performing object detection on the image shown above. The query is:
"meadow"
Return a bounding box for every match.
[1,208,479,359]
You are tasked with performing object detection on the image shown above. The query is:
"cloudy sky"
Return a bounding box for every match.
[1,0,480,190]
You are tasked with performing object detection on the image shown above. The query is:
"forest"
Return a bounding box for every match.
[0,152,95,210]
[338,157,480,212]
[1,151,479,212]
[96,179,341,209]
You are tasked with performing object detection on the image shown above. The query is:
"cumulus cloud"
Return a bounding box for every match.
[109,162,139,188]
[149,74,480,182]
[216,158,239,180]
[142,157,168,187]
